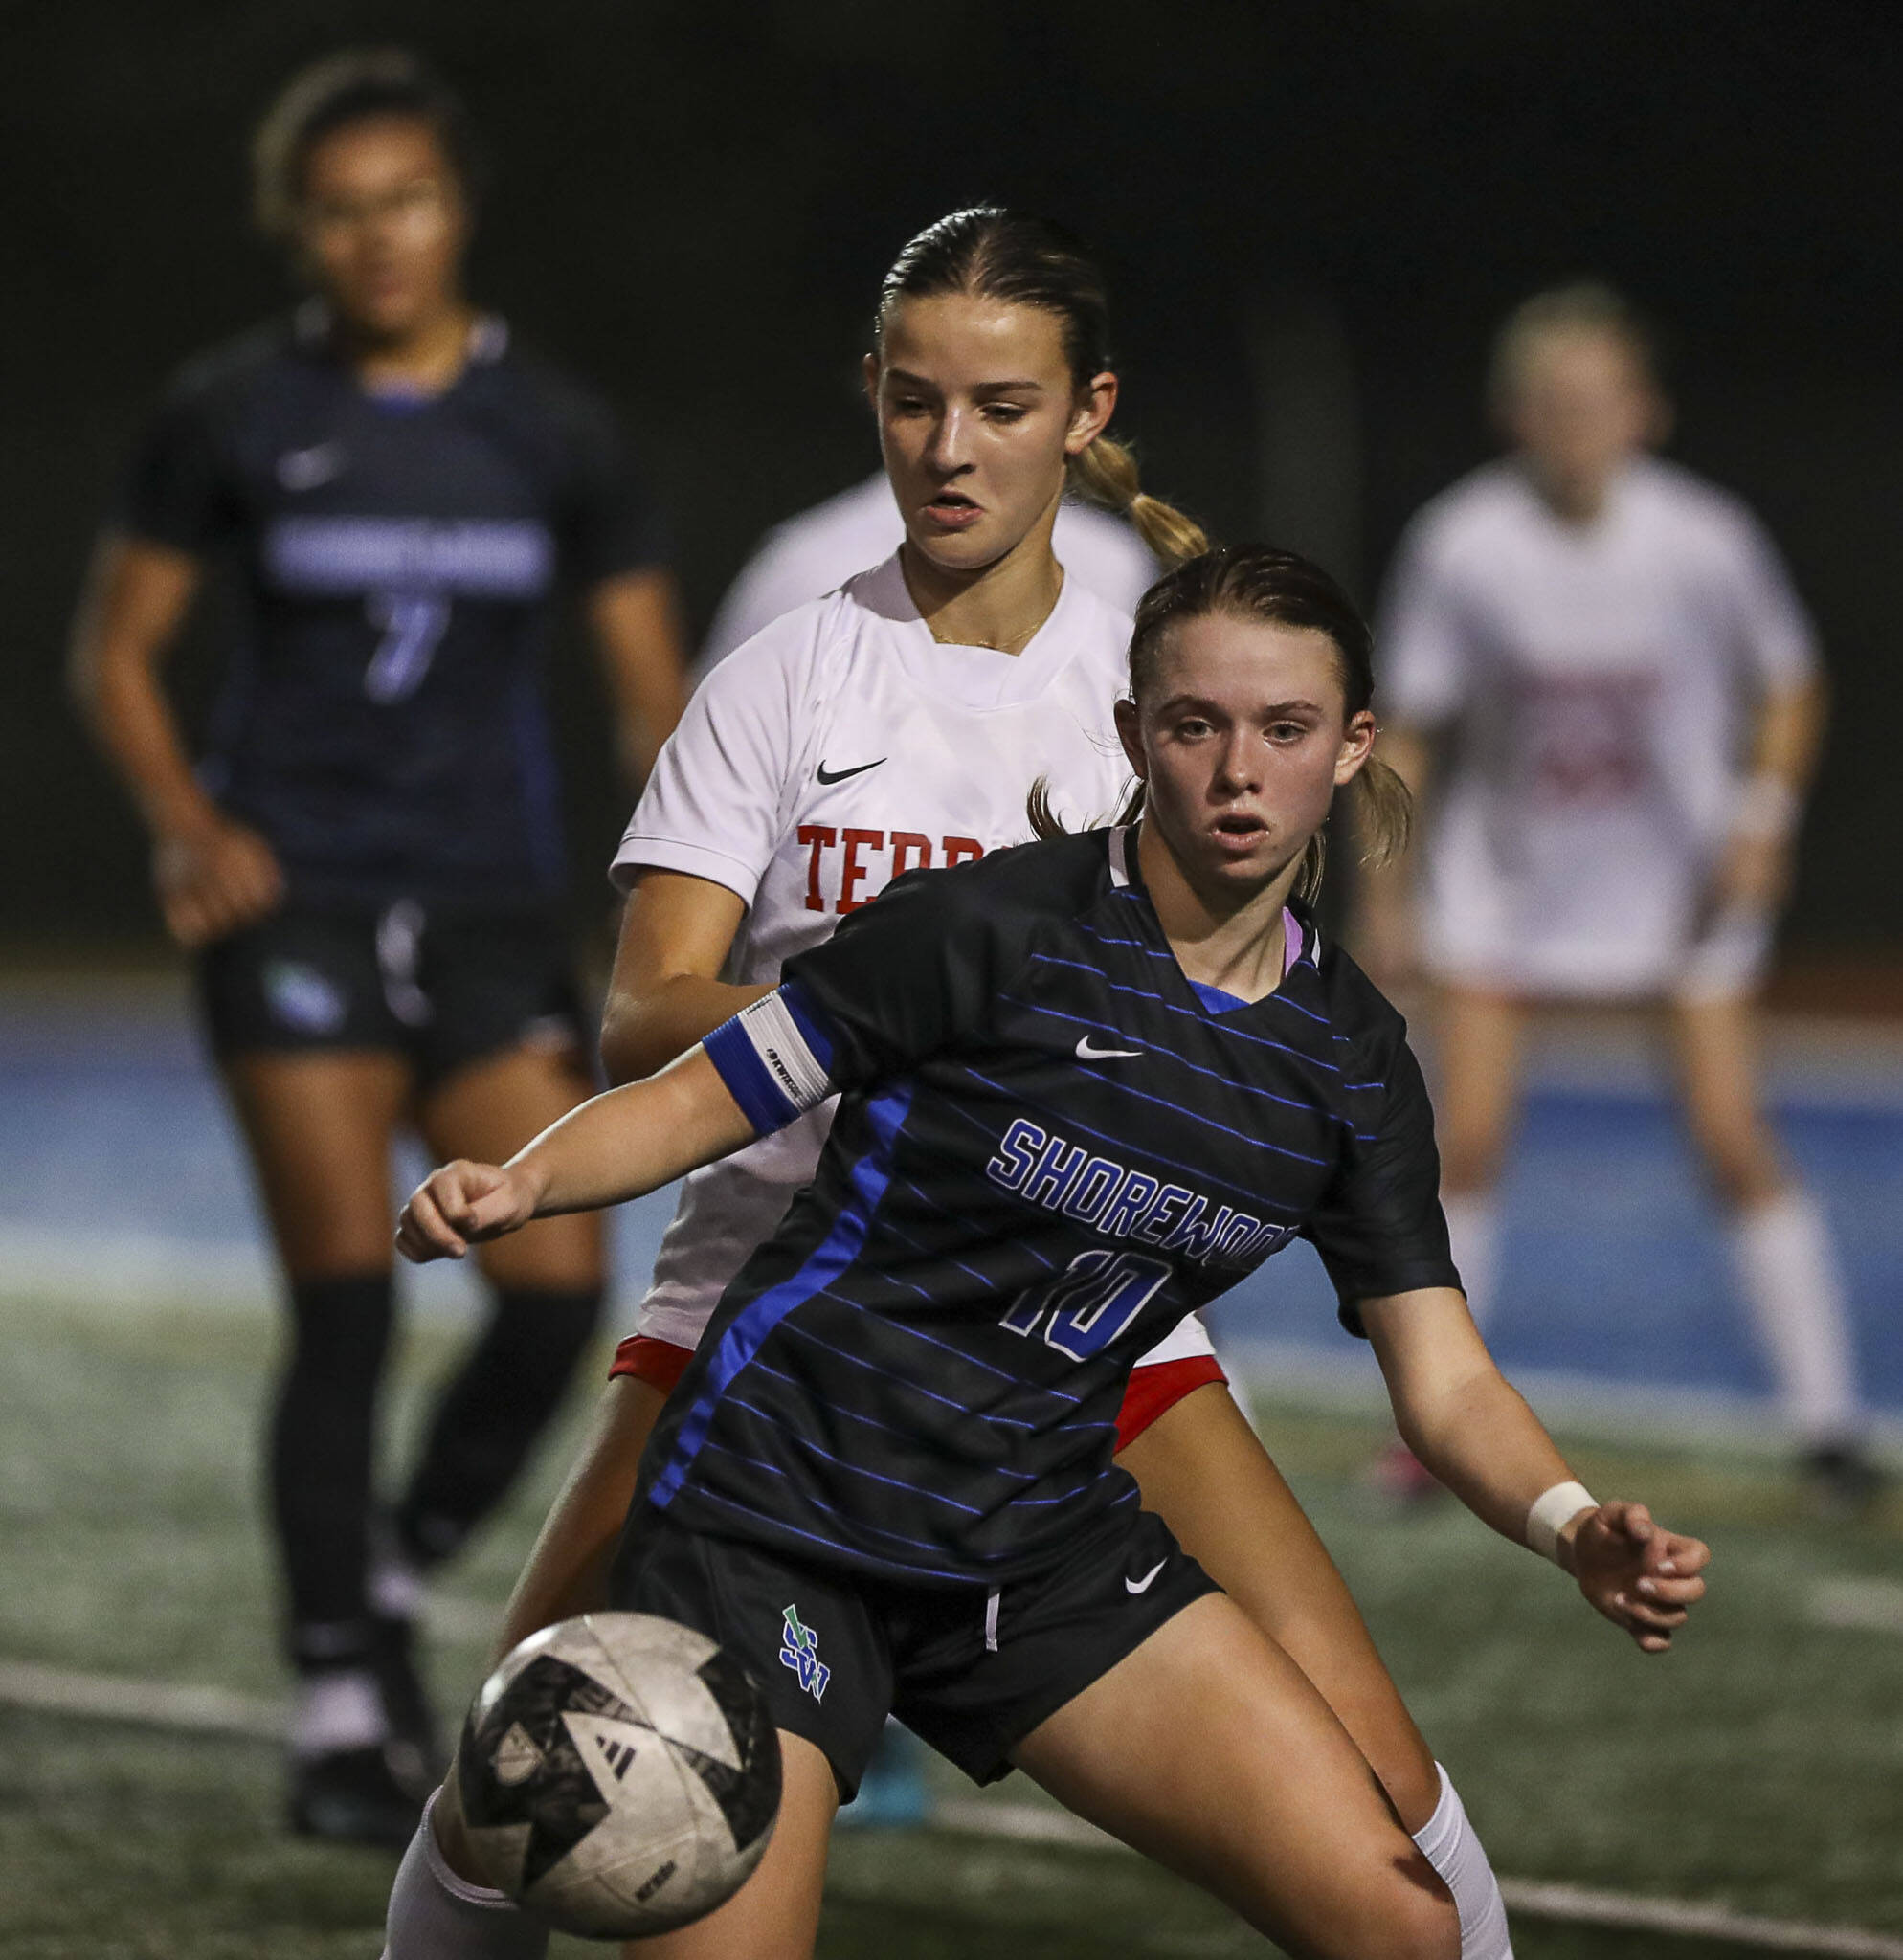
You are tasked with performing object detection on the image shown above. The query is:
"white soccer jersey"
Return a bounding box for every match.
[616,552,1216,1370]
[693,472,1160,681]
[1380,455,1818,996]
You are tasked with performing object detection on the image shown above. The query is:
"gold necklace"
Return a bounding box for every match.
[924,569,1063,656]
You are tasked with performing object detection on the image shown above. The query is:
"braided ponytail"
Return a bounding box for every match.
[1066,434,1208,568]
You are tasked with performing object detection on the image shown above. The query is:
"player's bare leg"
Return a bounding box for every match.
[1013,1593,1460,1960]
[1668,991,1783,1210]
[1121,1384,1441,1827]
[225,1049,411,1278]
[1123,1389,1511,1953]
[618,1730,837,1960]
[1669,992,1867,1496]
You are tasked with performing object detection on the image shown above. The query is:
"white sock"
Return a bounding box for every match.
[1728,1188,1860,1446]
[1411,1764,1512,1959]
[382,1790,549,1960]
[1442,1192,1503,1330]
[292,1667,386,1758]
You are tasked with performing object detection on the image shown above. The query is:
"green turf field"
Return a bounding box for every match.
[3,1287,1900,1958]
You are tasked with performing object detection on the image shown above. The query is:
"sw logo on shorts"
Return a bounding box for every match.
[778,1605,831,1703]
[263,960,347,1036]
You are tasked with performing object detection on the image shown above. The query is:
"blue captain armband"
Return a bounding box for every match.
[703,981,840,1135]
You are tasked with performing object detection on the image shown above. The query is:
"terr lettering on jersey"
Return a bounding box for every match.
[796,825,984,913]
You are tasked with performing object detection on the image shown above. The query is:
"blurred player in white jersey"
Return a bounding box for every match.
[694,469,1157,683]
[1363,282,1874,1507]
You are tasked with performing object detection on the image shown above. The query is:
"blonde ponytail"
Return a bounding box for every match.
[1352,752,1413,873]
[1290,752,1415,905]
[1067,434,1208,568]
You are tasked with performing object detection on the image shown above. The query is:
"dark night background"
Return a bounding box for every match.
[7,1,1899,955]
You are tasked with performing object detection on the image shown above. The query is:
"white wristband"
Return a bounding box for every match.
[1730,772,1801,842]
[1526,1481,1598,1565]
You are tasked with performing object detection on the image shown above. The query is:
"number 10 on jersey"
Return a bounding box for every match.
[999,1249,1172,1362]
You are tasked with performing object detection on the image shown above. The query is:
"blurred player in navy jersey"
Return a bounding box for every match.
[69,49,688,1843]
[1361,283,1874,1509]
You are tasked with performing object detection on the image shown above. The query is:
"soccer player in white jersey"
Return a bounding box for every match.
[1363,282,1873,1507]
[383,212,1512,1960]
[693,469,1158,683]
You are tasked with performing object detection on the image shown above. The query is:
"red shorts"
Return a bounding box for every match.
[608,1335,1225,1454]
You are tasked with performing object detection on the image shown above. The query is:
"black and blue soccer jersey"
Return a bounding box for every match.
[116,306,666,905]
[638,826,1459,1590]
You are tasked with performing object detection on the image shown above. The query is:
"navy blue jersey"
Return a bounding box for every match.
[638,827,1458,1591]
[117,306,667,904]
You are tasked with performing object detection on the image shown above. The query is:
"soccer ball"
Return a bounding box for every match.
[458,1612,781,1938]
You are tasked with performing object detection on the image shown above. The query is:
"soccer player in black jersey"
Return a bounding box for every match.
[398,546,1711,1960]
[68,51,687,1845]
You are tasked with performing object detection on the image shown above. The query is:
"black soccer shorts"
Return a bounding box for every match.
[194,898,589,1091]
[610,1500,1219,1798]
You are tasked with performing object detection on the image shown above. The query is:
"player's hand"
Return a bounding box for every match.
[1713,830,1793,915]
[152,814,284,946]
[1565,1502,1710,1653]
[396,1160,543,1263]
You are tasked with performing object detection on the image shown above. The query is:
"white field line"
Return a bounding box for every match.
[0,1660,283,1741]
[936,1801,1903,1959]
[936,1797,1118,1850]
[1495,1881,1903,1958]
[6,1667,1902,1955]
[0,1590,503,1741]
[1810,1579,1903,1636]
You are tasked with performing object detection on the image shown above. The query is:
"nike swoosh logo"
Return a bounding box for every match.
[1125,1561,1167,1595]
[817,757,886,785]
[1077,1035,1142,1060]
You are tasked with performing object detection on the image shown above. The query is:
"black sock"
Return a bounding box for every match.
[394,1283,604,1568]
[269,1271,396,1670]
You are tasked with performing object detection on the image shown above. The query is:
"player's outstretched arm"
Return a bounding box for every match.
[396,1047,756,1263]
[1360,1288,1711,1652]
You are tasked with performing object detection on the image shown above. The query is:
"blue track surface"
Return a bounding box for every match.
[1207,1089,1903,1414]
[6,982,1900,1415]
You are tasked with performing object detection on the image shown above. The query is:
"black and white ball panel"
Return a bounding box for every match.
[459,1612,780,1939]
